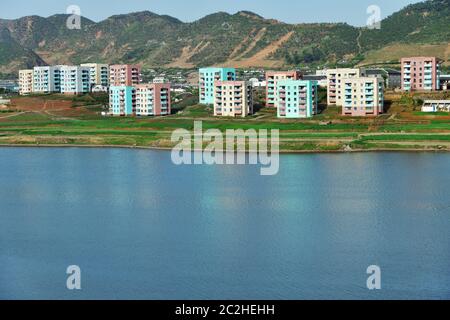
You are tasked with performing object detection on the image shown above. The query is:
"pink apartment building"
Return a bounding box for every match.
[265,71,302,107]
[109,64,142,87]
[401,57,441,91]
[135,83,171,116]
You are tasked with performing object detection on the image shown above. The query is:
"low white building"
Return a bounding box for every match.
[153,77,166,83]
[92,85,109,93]
[421,100,450,112]
[248,78,266,88]
[0,98,11,106]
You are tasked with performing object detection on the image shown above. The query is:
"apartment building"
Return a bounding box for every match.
[401,57,441,91]
[199,67,236,104]
[59,66,91,94]
[33,66,62,93]
[135,83,171,116]
[109,65,142,87]
[265,71,302,108]
[81,63,109,87]
[326,68,365,106]
[214,81,253,117]
[275,80,318,118]
[18,69,33,95]
[109,86,136,116]
[342,77,384,117]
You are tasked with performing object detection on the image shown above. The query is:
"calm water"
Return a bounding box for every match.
[0,148,449,300]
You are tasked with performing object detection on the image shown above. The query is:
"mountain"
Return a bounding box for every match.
[359,0,450,50]
[0,27,46,74]
[0,0,448,76]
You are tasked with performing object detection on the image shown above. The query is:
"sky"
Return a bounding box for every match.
[2,0,423,26]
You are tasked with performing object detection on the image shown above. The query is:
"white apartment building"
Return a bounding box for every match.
[81,63,109,88]
[60,66,91,94]
[326,68,365,106]
[214,81,253,117]
[18,69,33,95]
[33,66,62,93]
[342,76,384,116]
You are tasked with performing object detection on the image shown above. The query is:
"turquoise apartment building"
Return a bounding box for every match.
[275,80,318,118]
[109,86,136,116]
[199,68,236,104]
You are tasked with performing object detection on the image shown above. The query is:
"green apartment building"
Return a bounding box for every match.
[265,71,302,108]
[275,80,318,118]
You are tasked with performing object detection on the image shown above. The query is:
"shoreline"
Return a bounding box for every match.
[1,143,448,154]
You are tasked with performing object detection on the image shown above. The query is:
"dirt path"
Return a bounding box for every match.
[42,109,83,121]
[356,30,363,54]
[0,112,27,119]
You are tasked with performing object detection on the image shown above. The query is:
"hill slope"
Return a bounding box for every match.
[0,0,448,74]
[0,27,46,74]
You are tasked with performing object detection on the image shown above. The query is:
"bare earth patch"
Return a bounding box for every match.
[222,31,294,68]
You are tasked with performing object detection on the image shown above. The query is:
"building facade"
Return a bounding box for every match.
[18,69,34,95]
[109,65,142,87]
[214,81,253,117]
[342,77,384,116]
[33,66,62,93]
[199,68,236,104]
[109,86,136,116]
[60,66,91,94]
[326,68,365,106]
[81,63,109,88]
[366,68,401,89]
[265,71,302,108]
[135,83,171,116]
[401,57,441,91]
[275,80,318,118]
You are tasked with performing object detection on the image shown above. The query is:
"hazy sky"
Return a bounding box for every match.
[2,0,423,26]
